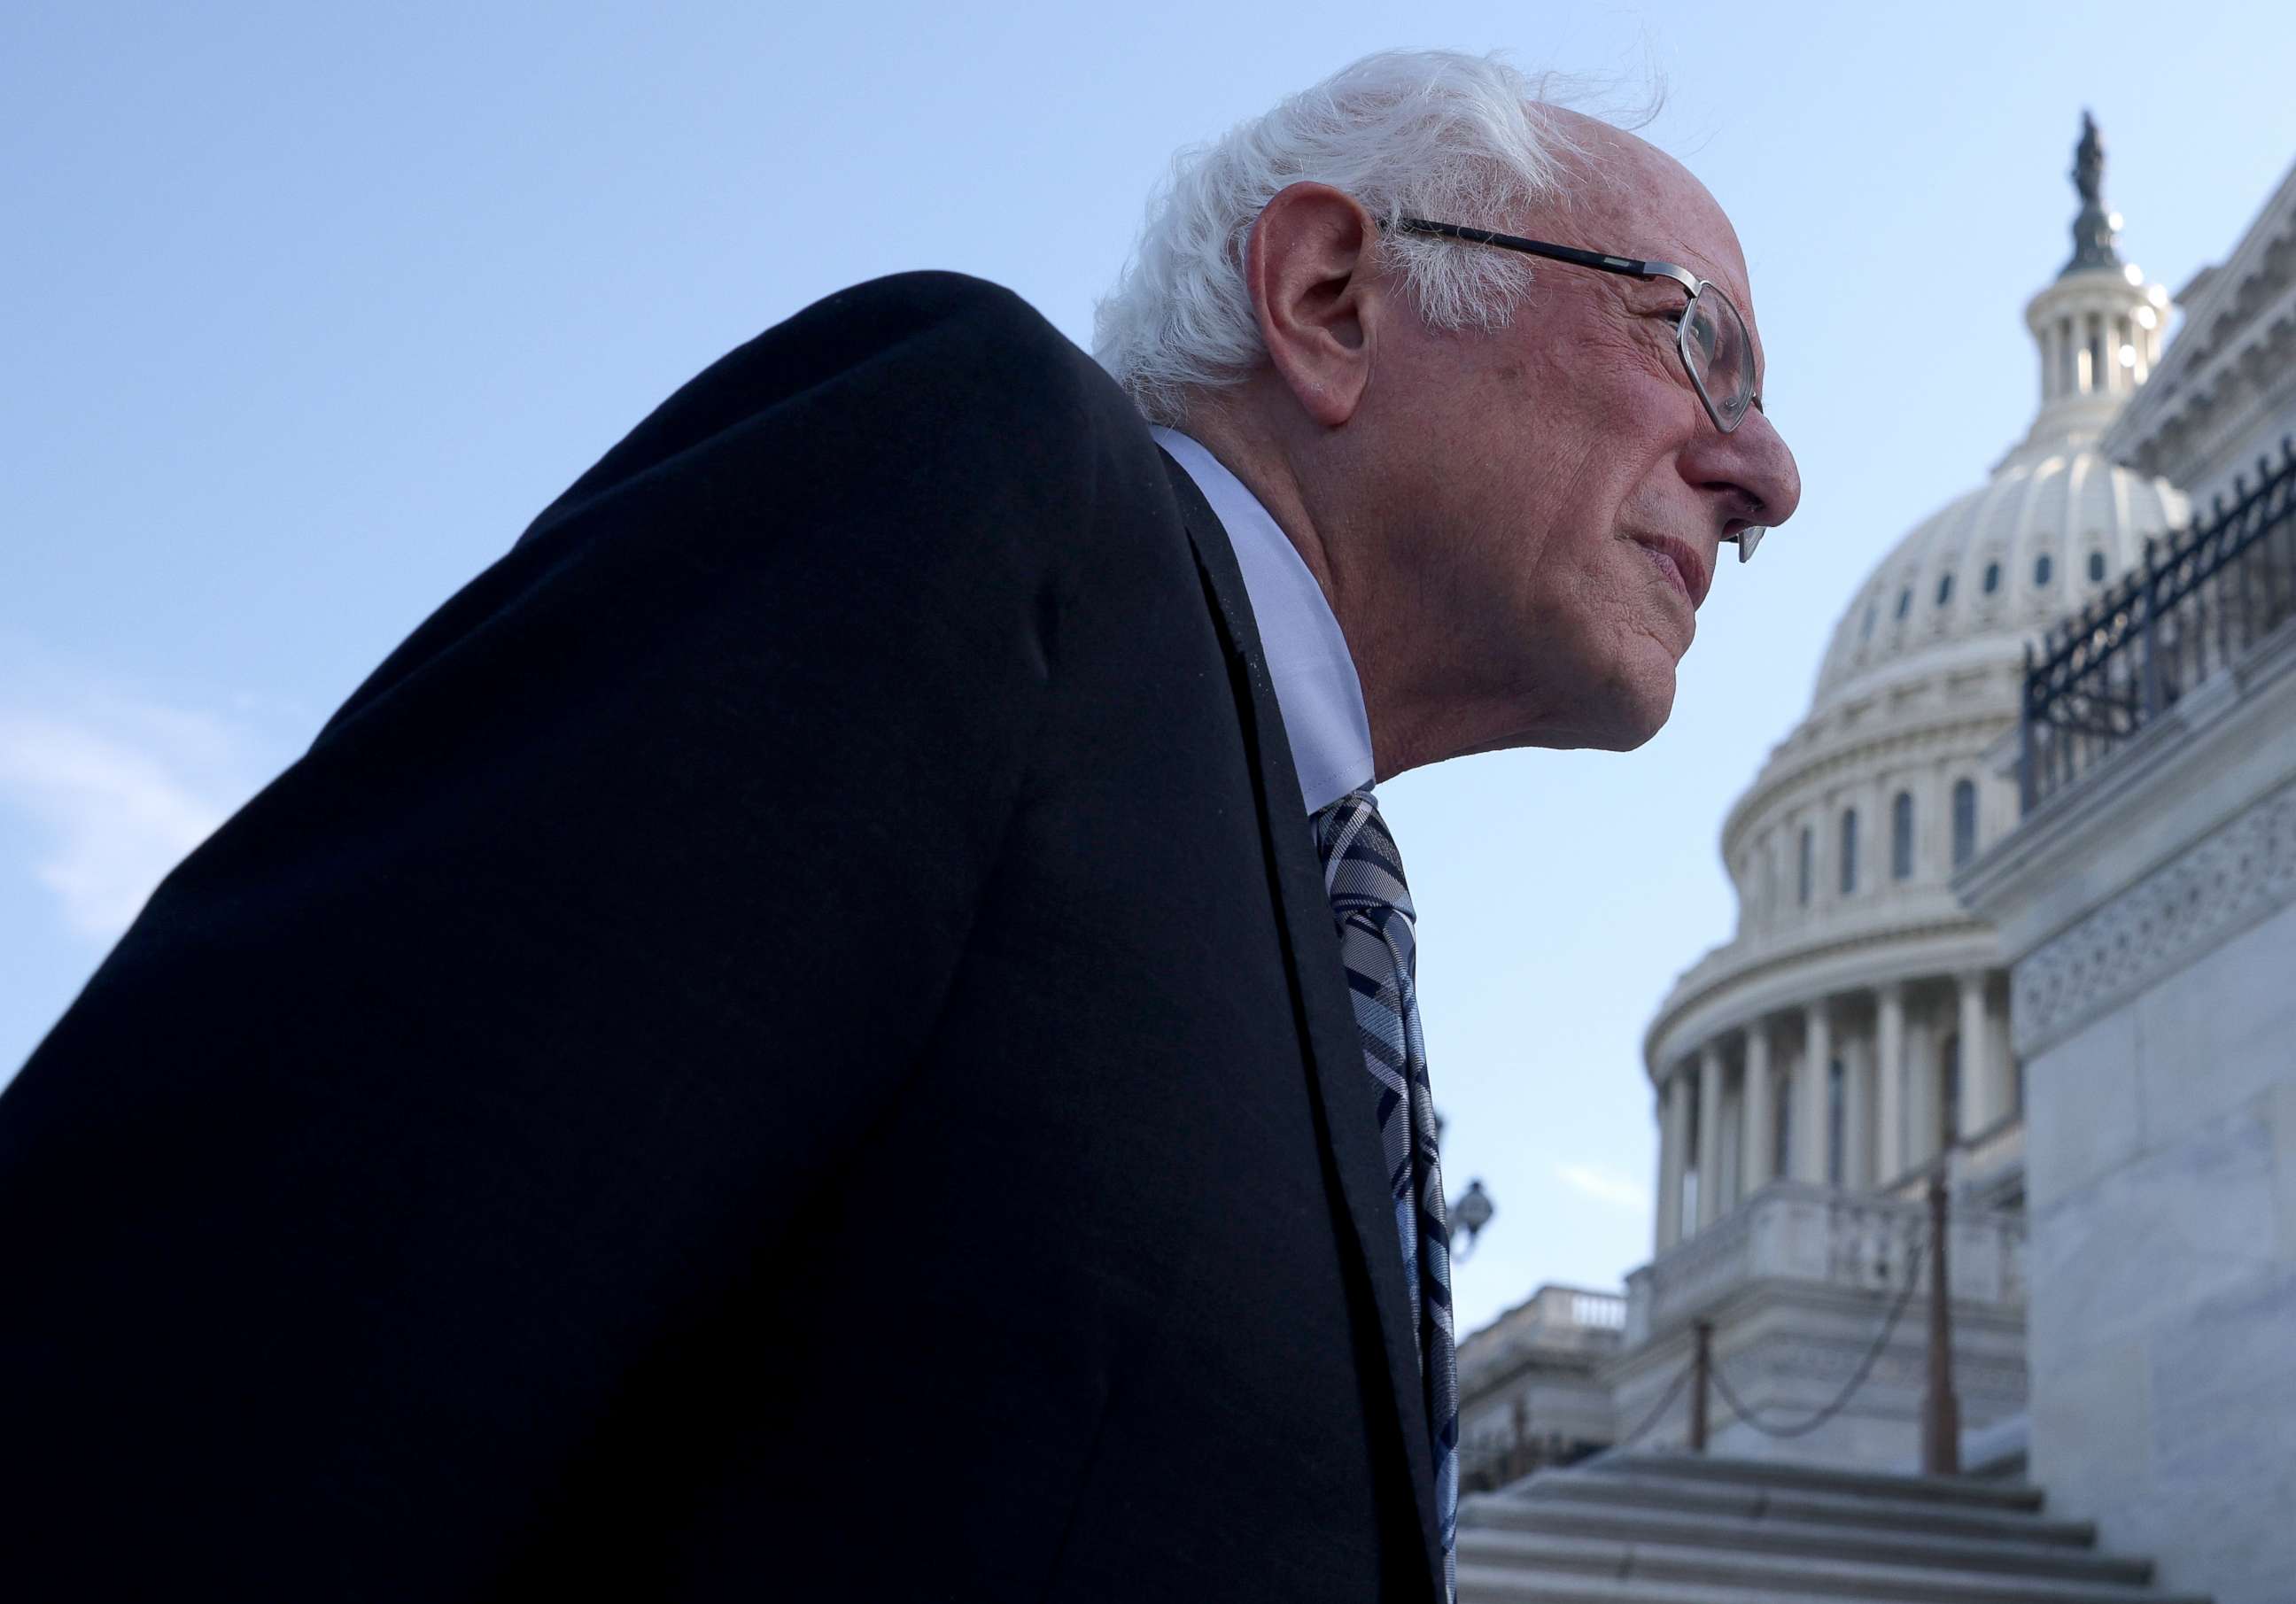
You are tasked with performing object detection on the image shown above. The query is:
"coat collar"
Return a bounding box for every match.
[1149,428,1374,811]
[1158,449,1444,1602]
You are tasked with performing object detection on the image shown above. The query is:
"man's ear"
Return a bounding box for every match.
[1245,182,1384,429]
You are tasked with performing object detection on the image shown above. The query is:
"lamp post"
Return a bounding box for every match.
[1921,1163,1961,1475]
[1449,1179,1494,1259]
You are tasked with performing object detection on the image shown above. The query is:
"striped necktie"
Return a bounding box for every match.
[1312,791,1457,1603]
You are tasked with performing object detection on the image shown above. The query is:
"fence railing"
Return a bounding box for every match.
[2021,438,2296,812]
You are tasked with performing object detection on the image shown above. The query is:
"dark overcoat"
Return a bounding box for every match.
[0,273,1443,1602]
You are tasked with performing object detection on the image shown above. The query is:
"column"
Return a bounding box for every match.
[1795,1002,1832,1183]
[1876,982,1906,1183]
[1843,1032,1873,1191]
[1695,1042,1726,1230]
[1651,1083,1671,1252]
[1959,969,1994,1136]
[1906,1011,1938,1165]
[1656,1067,1691,1251]
[1739,1018,1772,1203]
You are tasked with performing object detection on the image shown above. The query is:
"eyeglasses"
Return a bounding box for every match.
[1394,217,1769,562]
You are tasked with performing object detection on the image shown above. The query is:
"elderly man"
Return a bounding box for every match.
[0,50,1795,1604]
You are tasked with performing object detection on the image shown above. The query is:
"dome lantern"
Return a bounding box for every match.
[2018,113,2171,454]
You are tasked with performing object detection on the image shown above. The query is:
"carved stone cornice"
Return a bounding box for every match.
[2126,311,2296,495]
[1961,616,2296,1055]
[2105,155,2296,481]
[2011,775,2296,1055]
[1645,910,1997,1076]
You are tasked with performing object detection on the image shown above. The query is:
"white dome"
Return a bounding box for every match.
[1811,442,2188,717]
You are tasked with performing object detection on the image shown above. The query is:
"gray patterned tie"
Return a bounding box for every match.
[1312,790,1457,1603]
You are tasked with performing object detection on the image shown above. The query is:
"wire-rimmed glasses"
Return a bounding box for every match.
[1393,217,1769,562]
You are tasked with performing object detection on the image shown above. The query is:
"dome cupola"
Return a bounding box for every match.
[1808,114,2187,718]
[2007,111,2173,469]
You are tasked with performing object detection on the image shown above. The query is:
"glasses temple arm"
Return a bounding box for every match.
[1392,219,1670,282]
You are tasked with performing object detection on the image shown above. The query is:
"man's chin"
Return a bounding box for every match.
[1527,698,1672,755]
[1593,659,1678,751]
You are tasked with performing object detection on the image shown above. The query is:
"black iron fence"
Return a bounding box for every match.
[2022,438,2296,812]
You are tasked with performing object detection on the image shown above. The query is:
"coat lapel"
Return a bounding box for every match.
[1159,449,1444,1601]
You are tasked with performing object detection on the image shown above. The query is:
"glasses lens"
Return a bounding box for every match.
[1682,288,1755,431]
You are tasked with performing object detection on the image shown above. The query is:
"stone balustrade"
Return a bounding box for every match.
[1456,1282,1630,1480]
[1623,1182,2026,1346]
[1458,1283,1626,1383]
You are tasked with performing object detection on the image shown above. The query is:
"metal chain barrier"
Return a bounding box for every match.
[1703,1216,1929,1440]
[1604,1359,1696,1455]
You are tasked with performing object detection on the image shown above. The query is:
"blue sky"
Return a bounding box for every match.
[5,2,2293,1335]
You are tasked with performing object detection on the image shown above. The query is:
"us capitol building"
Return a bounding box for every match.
[1454,116,2296,1604]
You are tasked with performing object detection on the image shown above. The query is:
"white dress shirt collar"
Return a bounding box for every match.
[1153,427,1375,814]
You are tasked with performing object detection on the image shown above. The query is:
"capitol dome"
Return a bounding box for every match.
[1810,428,2187,719]
[1637,117,2191,1253]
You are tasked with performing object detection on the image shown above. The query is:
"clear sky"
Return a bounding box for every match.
[5,2,2293,1337]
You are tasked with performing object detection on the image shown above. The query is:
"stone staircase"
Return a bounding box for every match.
[1457,1453,2207,1604]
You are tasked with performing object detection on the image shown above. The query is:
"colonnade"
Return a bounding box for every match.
[2034,302,2161,407]
[1651,969,2013,1252]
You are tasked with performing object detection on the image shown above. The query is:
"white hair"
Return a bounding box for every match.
[1094,50,1597,426]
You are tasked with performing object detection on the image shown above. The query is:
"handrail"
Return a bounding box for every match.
[2021,437,2296,811]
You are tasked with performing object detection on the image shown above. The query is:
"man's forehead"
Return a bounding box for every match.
[1537,106,1750,300]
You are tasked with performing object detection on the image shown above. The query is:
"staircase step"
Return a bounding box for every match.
[1461,1573,1819,1604]
[1454,1530,2205,1604]
[1457,1569,2210,1604]
[1570,1452,2047,1511]
[1499,1471,2098,1548]
[1460,1498,2148,1585]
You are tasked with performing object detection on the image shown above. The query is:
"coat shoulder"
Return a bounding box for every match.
[521,271,1156,551]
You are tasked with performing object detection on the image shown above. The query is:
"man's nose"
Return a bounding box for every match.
[1727,407,1802,530]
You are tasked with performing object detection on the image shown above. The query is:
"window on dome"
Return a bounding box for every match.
[2088,551,2106,583]
[1797,826,1813,907]
[1952,779,1978,867]
[1983,562,2001,594]
[1892,791,1914,879]
[1895,588,1912,620]
[1936,573,1954,607]
[1862,604,1876,640]
[1839,809,1858,895]
[2035,554,2054,586]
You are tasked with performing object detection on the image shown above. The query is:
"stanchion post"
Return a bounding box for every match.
[1921,1169,1960,1475]
[1689,1321,1712,1454]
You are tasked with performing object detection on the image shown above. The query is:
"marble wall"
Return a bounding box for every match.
[1958,598,2296,1604]
[2018,838,2296,1604]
